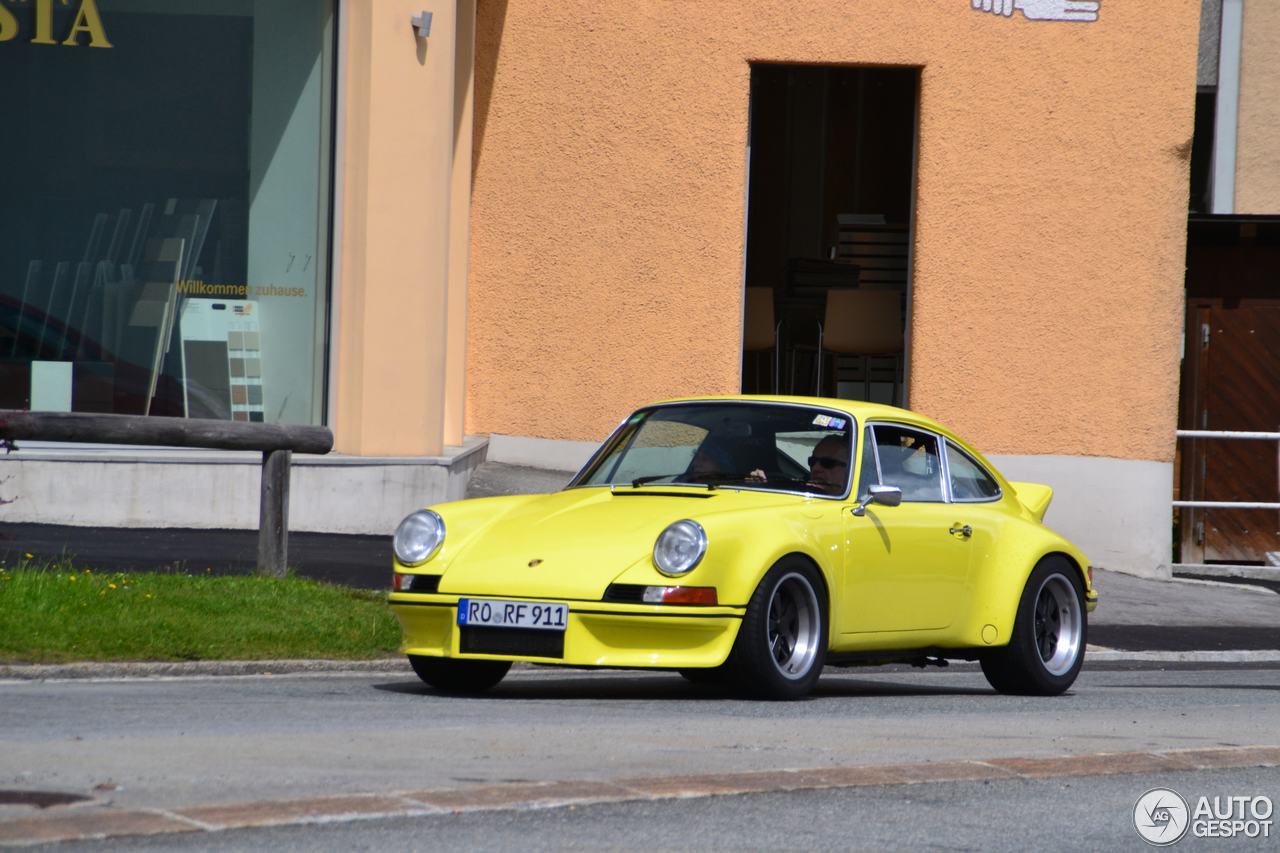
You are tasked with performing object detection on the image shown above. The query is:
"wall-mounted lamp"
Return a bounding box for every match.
[412,11,433,39]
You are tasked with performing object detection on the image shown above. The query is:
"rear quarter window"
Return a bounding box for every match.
[945,442,1001,501]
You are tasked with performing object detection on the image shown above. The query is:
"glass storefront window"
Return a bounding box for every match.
[0,0,334,424]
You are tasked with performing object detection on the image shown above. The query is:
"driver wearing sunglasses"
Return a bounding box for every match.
[806,435,850,495]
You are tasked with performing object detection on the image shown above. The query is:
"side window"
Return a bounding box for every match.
[855,426,879,497]
[945,442,1001,501]
[871,424,944,502]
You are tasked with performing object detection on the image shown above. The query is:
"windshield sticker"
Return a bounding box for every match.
[812,415,847,430]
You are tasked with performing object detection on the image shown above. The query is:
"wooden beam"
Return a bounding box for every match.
[0,410,334,578]
[0,410,332,454]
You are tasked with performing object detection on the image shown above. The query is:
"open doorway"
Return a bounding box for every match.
[1177,216,1280,567]
[741,65,918,404]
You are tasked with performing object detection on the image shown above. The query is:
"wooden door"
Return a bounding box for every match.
[1182,304,1280,563]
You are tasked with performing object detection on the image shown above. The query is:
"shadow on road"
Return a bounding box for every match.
[1091,626,1280,651]
[813,678,993,698]
[1106,682,1280,692]
[373,676,738,701]
[371,673,994,701]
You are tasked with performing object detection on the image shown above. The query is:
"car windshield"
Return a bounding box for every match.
[571,402,855,498]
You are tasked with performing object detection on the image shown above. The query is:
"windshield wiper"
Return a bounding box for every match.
[631,474,676,486]
[629,474,716,490]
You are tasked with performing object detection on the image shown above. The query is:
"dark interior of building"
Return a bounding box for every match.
[741,64,918,404]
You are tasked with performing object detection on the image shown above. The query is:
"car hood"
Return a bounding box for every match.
[435,486,790,600]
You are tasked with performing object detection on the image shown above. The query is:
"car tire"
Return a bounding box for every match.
[407,655,511,694]
[980,556,1087,696]
[726,557,828,700]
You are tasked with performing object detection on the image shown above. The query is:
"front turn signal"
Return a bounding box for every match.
[642,586,717,605]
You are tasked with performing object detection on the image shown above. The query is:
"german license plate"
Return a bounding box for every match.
[457,598,568,631]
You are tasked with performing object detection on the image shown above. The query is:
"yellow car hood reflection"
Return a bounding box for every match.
[435,486,794,601]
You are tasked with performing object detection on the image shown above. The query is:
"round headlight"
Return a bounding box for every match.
[653,519,707,577]
[394,510,445,566]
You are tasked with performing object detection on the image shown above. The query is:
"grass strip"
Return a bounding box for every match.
[0,559,400,663]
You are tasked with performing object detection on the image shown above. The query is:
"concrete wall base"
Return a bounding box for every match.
[486,433,598,472]
[0,437,488,535]
[989,454,1173,580]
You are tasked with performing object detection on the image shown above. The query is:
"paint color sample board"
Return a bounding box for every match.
[178,299,264,421]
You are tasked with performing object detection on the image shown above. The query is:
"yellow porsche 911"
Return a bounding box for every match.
[389,396,1097,700]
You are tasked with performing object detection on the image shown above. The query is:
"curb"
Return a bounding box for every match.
[0,658,406,681]
[1085,649,1280,664]
[1162,575,1280,596]
[1172,563,1280,584]
[2,745,1278,847]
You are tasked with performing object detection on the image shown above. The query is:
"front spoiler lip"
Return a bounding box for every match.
[388,591,745,618]
[1085,588,1098,613]
[392,592,746,668]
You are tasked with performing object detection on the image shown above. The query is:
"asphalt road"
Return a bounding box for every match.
[4,664,1279,843]
[43,767,1280,852]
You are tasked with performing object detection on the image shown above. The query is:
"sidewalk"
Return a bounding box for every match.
[1087,569,1278,652]
[2,462,1276,654]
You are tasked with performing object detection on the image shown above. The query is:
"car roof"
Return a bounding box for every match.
[652,395,951,435]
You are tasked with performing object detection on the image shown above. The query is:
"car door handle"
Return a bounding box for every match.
[949,524,972,538]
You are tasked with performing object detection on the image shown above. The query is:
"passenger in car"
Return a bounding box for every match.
[684,439,736,483]
[879,443,942,501]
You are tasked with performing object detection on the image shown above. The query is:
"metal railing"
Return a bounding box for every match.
[1173,429,1280,510]
[0,410,333,576]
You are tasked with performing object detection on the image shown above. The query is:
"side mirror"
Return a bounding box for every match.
[851,484,903,516]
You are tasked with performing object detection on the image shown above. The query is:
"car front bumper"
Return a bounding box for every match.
[389,593,745,669]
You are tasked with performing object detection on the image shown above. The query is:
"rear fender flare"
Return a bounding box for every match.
[977,549,1087,644]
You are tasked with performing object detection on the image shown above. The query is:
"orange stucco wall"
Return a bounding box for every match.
[1236,0,1280,214]
[466,1,1200,462]
[334,1,465,456]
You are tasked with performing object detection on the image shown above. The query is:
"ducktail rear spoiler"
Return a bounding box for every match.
[1009,481,1053,523]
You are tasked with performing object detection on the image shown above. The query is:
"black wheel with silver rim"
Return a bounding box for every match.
[1032,573,1083,676]
[727,558,828,699]
[981,556,1086,695]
